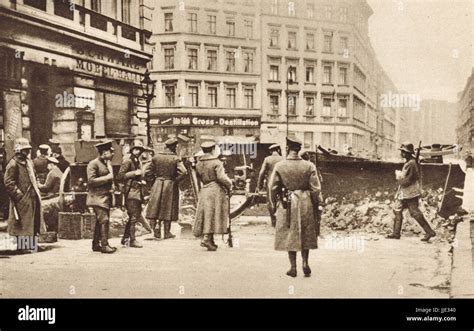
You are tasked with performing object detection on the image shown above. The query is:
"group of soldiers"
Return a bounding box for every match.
[2,134,436,278]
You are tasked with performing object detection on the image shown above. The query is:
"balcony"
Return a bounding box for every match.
[0,0,150,51]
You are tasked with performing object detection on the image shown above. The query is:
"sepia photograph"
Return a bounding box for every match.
[0,0,472,328]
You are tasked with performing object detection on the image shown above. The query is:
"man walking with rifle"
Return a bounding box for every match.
[118,140,145,248]
[193,141,233,251]
[387,142,436,241]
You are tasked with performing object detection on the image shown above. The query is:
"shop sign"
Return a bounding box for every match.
[156,115,260,127]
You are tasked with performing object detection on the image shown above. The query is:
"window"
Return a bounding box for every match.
[165,85,176,106]
[307,3,314,18]
[340,7,348,23]
[324,34,333,52]
[105,93,130,136]
[165,13,173,32]
[271,0,278,14]
[288,32,297,49]
[288,1,295,16]
[91,0,101,12]
[323,64,332,84]
[353,98,365,122]
[245,20,253,39]
[121,0,131,24]
[322,98,332,116]
[188,49,198,70]
[288,66,297,82]
[164,48,174,69]
[324,5,332,20]
[244,88,254,108]
[188,86,199,107]
[207,86,218,108]
[306,33,315,50]
[340,36,349,53]
[322,132,332,148]
[304,132,313,149]
[226,18,235,36]
[305,66,314,83]
[243,51,254,73]
[207,50,217,71]
[339,67,348,85]
[287,94,297,115]
[24,0,46,11]
[270,29,279,47]
[226,51,235,72]
[338,98,348,117]
[270,94,279,114]
[305,97,314,116]
[226,87,236,108]
[208,15,216,34]
[270,65,279,81]
[188,13,197,33]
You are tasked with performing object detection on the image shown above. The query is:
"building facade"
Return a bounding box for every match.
[0,0,153,161]
[259,0,397,158]
[457,68,474,156]
[150,0,262,150]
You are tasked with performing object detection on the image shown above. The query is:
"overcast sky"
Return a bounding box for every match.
[367,0,473,102]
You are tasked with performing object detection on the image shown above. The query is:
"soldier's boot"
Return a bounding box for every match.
[386,211,402,239]
[201,234,217,251]
[92,222,102,252]
[153,220,161,239]
[415,214,436,242]
[163,220,176,239]
[209,234,218,248]
[100,222,117,254]
[270,215,277,227]
[121,221,131,246]
[129,222,143,248]
[301,249,311,277]
[286,251,297,278]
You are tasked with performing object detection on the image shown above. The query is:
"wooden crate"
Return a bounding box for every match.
[58,212,97,239]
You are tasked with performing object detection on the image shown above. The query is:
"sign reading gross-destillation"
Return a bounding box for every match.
[155,115,260,127]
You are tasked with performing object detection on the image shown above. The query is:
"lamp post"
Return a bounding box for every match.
[140,69,157,147]
[286,65,295,143]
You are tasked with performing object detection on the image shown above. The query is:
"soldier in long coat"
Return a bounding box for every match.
[117,140,145,248]
[257,144,283,227]
[4,138,45,247]
[33,144,49,184]
[269,137,322,277]
[145,138,187,239]
[193,141,233,251]
[386,143,436,241]
[86,140,116,254]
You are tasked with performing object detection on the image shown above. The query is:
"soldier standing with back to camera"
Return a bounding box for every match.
[257,144,283,227]
[386,142,436,241]
[269,137,322,277]
[193,141,233,251]
[145,138,187,239]
[86,140,117,254]
[33,144,50,185]
[117,140,145,248]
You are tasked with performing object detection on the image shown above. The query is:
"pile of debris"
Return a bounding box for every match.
[321,188,463,242]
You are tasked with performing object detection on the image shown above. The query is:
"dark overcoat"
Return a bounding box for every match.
[4,155,45,236]
[86,157,113,209]
[145,149,187,221]
[269,154,321,251]
[33,154,48,184]
[193,154,233,237]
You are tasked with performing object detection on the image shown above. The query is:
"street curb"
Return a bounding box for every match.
[450,214,474,298]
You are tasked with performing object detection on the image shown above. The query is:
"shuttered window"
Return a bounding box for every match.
[105,93,130,137]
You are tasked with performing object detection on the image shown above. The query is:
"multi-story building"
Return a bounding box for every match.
[150,0,262,148]
[457,68,474,155]
[0,0,154,160]
[415,99,457,145]
[259,0,396,157]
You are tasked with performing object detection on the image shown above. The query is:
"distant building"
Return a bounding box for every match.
[415,99,457,145]
[149,0,262,149]
[457,68,474,156]
[0,0,154,161]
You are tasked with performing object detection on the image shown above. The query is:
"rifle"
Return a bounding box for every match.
[226,190,233,248]
[415,140,422,185]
